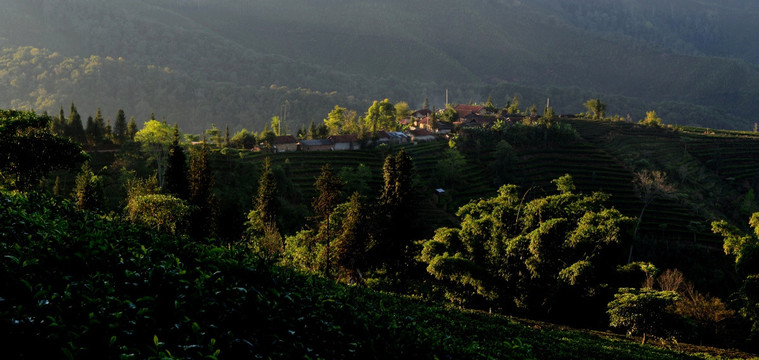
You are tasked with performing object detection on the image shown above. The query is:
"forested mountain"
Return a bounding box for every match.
[2,0,759,132]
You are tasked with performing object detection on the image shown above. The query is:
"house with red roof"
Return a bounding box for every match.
[274,135,298,152]
[329,134,361,150]
[454,104,489,118]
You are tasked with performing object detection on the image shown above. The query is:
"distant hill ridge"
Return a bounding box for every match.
[1,0,759,132]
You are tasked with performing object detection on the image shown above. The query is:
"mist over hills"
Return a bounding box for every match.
[1,0,758,132]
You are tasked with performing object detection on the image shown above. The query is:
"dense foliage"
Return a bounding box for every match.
[0,109,87,190]
[1,189,716,359]
[421,175,634,325]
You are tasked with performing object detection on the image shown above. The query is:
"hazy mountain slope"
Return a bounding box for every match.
[1,0,759,131]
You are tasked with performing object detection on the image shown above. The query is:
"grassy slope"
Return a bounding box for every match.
[1,189,751,359]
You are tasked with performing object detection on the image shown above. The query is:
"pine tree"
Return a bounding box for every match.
[104,118,113,143]
[423,97,429,110]
[114,109,127,144]
[256,157,279,230]
[165,124,189,200]
[334,192,370,279]
[93,107,106,145]
[74,161,102,211]
[127,116,138,141]
[188,138,216,240]
[85,116,95,146]
[313,163,343,276]
[50,105,65,136]
[224,124,230,147]
[66,102,85,143]
[376,149,416,273]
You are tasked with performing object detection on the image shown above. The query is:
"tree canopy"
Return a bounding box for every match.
[421,175,633,319]
[0,109,87,190]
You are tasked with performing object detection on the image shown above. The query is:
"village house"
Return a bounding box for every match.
[329,134,361,150]
[454,104,490,118]
[273,135,299,152]
[375,131,410,145]
[299,138,334,151]
[409,128,436,142]
[411,109,432,119]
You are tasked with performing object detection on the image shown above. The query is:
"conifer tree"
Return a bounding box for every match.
[50,105,65,136]
[104,118,112,142]
[93,107,106,144]
[224,124,230,147]
[66,102,86,143]
[74,161,102,211]
[165,124,189,200]
[114,109,127,144]
[188,138,216,240]
[85,116,95,146]
[256,157,279,230]
[423,97,430,110]
[126,116,138,141]
[313,163,343,276]
[334,192,371,279]
[376,149,416,273]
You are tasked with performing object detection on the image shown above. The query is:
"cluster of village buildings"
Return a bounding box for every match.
[267,104,530,152]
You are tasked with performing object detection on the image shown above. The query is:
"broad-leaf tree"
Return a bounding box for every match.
[0,109,87,190]
[134,120,173,188]
[712,213,759,337]
[420,174,633,318]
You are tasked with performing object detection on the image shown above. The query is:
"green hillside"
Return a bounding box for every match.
[1,188,751,359]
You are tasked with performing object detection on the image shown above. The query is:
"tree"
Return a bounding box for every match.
[423,97,430,110]
[394,101,411,122]
[188,139,216,240]
[66,102,86,143]
[113,109,127,144]
[246,157,281,257]
[639,111,663,126]
[506,95,521,115]
[312,163,343,276]
[439,104,459,123]
[375,149,416,273]
[0,109,87,190]
[126,193,191,234]
[271,116,281,136]
[435,148,466,187]
[712,214,759,337]
[164,124,189,200]
[256,157,279,230]
[230,128,257,149]
[92,107,106,145]
[324,105,348,135]
[420,175,633,317]
[583,99,606,120]
[224,124,230,147]
[50,105,65,136]
[85,116,95,146]
[484,96,496,113]
[632,170,676,243]
[607,288,681,344]
[206,124,223,147]
[126,116,138,141]
[334,192,371,281]
[134,120,173,188]
[74,161,103,211]
[339,164,372,196]
[365,99,396,133]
